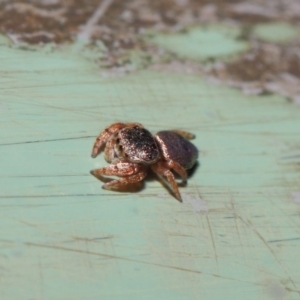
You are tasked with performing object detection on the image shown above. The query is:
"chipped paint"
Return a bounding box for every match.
[291,191,300,205]
[182,194,209,213]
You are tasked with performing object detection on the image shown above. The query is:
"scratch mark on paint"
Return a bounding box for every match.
[234,260,287,282]
[0,136,94,146]
[268,196,300,236]
[0,81,100,90]
[0,174,89,178]
[38,256,44,299]
[0,193,124,199]
[268,237,300,243]
[164,232,194,238]
[18,98,102,119]
[35,180,93,188]
[281,154,300,160]
[238,216,297,288]
[227,193,247,261]
[206,215,218,265]
[69,236,113,243]
[0,238,266,287]
[0,213,113,245]
[285,287,300,295]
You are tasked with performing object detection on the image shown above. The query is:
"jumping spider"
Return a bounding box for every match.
[90,123,199,202]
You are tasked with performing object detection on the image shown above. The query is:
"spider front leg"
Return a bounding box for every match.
[103,171,147,191]
[91,162,147,191]
[91,122,144,158]
[91,123,126,158]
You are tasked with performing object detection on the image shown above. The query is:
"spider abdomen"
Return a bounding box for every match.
[155,131,199,170]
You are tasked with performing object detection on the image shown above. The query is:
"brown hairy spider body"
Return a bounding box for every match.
[91,123,199,202]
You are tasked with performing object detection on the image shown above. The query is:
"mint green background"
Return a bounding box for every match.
[0,31,300,300]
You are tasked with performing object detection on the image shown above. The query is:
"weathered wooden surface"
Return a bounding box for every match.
[1,16,300,300]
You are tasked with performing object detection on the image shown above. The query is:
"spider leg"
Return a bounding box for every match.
[91,122,144,158]
[91,162,142,177]
[91,123,127,158]
[167,160,187,185]
[104,138,118,164]
[151,161,182,202]
[91,162,147,191]
[103,171,147,191]
[171,130,195,140]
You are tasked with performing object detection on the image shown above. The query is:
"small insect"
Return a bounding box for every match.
[90,123,199,202]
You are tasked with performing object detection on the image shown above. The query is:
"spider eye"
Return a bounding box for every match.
[116,138,120,143]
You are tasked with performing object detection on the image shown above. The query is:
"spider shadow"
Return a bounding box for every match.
[187,161,200,179]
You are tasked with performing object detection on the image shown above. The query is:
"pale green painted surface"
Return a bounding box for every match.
[0,34,300,300]
[146,25,249,61]
[253,22,300,44]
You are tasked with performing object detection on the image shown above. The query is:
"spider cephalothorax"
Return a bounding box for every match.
[90,123,199,202]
